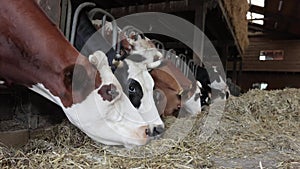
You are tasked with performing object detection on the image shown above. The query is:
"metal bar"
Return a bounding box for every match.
[70,2,96,45]
[151,39,165,57]
[175,55,181,68]
[88,8,118,53]
[192,0,207,66]
[101,15,107,37]
[188,59,195,77]
[179,54,186,74]
[59,0,68,33]
[65,0,72,40]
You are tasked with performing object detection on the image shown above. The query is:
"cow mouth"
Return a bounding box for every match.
[146,124,165,139]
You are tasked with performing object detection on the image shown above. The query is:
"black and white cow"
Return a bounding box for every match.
[195,65,230,105]
[74,10,164,137]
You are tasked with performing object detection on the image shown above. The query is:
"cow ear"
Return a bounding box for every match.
[146,60,162,69]
[88,51,109,70]
[98,83,119,102]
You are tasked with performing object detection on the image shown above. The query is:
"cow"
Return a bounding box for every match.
[122,33,202,117]
[0,0,155,147]
[150,60,202,117]
[91,20,201,117]
[124,32,164,68]
[195,65,230,104]
[74,9,165,136]
[113,55,164,136]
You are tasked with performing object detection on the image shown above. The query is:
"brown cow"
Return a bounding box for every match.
[0,0,152,147]
[151,60,202,117]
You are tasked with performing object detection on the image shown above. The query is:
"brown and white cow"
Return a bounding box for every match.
[150,60,202,117]
[0,0,152,147]
[121,33,201,117]
[91,20,200,117]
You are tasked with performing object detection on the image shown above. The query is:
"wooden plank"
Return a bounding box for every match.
[217,0,242,56]
[241,37,300,72]
[108,0,196,18]
[193,0,207,65]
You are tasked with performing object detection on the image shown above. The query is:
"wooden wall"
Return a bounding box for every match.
[237,37,300,72]
[227,37,300,90]
[227,71,300,91]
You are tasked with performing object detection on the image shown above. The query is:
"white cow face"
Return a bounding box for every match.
[114,55,165,138]
[31,51,150,147]
[127,34,163,69]
[182,81,202,116]
[209,66,230,101]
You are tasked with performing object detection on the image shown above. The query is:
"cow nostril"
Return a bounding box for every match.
[146,125,165,137]
[155,126,164,134]
[152,125,164,137]
[226,91,230,99]
[145,128,150,136]
[177,104,181,109]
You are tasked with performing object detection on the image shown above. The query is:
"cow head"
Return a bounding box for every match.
[150,60,202,117]
[113,54,164,138]
[126,33,163,69]
[181,81,202,116]
[71,51,151,146]
[208,66,230,101]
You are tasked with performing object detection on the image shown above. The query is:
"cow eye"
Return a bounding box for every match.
[129,86,136,93]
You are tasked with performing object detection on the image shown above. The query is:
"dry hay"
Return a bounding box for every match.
[222,0,249,52]
[1,88,300,168]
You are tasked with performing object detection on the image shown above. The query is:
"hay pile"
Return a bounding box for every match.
[1,88,299,168]
[222,0,249,52]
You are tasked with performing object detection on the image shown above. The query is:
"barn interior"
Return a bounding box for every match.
[0,0,299,168]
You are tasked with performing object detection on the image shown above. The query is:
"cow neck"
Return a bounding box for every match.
[0,0,101,107]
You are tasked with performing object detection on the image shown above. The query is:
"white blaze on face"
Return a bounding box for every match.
[210,75,227,91]
[128,34,163,69]
[30,51,150,147]
[125,59,164,132]
[209,67,230,101]
[182,81,202,115]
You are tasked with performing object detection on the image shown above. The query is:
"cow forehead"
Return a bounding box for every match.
[125,59,154,90]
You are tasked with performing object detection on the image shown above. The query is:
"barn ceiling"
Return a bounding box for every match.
[248,0,300,39]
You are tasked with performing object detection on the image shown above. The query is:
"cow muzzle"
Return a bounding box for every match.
[146,124,165,138]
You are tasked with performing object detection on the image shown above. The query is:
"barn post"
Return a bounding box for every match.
[220,44,229,73]
[192,0,207,66]
[237,57,243,85]
[232,55,237,84]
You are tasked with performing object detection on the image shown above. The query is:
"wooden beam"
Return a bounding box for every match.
[217,0,242,56]
[249,5,300,23]
[108,1,196,18]
[193,0,207,65]
[164,40,236,50]
[249,5,264,14]
[220,44,229,72]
